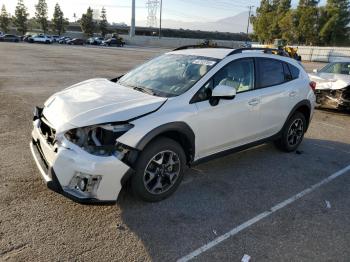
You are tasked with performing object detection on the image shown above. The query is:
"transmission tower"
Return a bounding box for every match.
[146,0,160,28]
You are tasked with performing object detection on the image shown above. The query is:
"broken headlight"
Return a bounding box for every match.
[64,123,133,157]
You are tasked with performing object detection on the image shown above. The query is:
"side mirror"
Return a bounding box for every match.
[312,69,318,73]
[212,84,236,99]
[209,85,236,106]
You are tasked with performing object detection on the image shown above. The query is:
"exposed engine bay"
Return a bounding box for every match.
[64,123,134,158]
[315,86,350,110]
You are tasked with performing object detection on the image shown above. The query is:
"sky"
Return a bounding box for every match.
[1,0,327,26]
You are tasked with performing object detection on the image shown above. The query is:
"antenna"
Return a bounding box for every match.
[146,0,160,28]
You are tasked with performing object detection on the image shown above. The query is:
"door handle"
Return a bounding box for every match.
[248,98,260,106]
[289,91,297,97]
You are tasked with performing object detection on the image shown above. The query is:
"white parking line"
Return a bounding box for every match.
[177,164,350,262]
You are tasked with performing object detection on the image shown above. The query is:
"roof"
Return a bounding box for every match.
[168,48,234,59]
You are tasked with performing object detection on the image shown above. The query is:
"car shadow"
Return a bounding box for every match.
[116,138,350,261]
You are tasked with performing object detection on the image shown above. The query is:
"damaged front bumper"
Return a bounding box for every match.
[30,114,132,204]
[315,86,350,110]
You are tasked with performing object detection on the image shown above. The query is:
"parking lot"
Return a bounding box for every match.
[1,42,350,261]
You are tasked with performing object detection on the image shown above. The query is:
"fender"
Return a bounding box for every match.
[283,99,312,131]
[135,122,195,160]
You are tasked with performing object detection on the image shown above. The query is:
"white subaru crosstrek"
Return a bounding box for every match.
[30,47,316,203]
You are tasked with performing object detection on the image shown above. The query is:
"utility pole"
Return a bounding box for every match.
[159,0,162,38]
[130,0,136,37]
[246,5,254,41]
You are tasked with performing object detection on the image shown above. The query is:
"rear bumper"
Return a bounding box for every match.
[30,121,131,204]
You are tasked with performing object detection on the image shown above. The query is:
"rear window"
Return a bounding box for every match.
[257,58,285,88]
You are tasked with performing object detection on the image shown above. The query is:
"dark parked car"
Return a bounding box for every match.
[0,34,20,42]
[86,37,104,45]
[67,38,84,45]
[58,36,71,44]
[101,38,125,47]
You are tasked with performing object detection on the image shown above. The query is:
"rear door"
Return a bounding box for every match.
[255,58,299,137]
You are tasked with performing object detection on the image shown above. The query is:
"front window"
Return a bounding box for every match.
[118,54,219,97]
[319,62,350,75]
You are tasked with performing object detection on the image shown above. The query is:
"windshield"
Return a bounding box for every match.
[118,54,219,97]
[319,62,350,75]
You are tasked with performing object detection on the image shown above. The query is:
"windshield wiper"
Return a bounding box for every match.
[132,86,155,96]
[118,81,157,96]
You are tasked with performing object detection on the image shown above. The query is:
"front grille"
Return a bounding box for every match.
[39,117,56,146]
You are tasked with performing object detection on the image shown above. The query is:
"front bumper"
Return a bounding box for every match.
[30,120,131,204]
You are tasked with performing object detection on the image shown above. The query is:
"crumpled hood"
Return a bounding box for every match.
[309,73,350,90]
[42,78,166,133]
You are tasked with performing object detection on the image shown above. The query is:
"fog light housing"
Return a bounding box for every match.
[68,172,102,198]
[77,177,88,191]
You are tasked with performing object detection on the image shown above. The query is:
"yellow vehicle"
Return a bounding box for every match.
[261,39,301,61]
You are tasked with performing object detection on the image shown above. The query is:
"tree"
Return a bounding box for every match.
[295,0,320,45]
[319,0,350,45]
[52,3,69,36]
[35,0,48,33]
[251,0,273,43]
[13,0,28,35]
[279,10,298,43]
[99,7,108,37]
[0,5,11,33]
[80,7,95,36]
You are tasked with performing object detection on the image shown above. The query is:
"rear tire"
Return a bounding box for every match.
[131,137,186,202]
[275,112,306,152]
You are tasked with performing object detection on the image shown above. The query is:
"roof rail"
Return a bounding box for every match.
[227,47,290,57]
[173,45,233,51]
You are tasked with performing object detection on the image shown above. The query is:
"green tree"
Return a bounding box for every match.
[99,7,108,37]
[319,0,350,45]
[52,3,69,36]
[251,0,273,43]
[0,5,11,33]
[35,0,48,33]
[13,0,28,35]
[279,10,298,43]
[295,0,320,45]
[80,7,95,36]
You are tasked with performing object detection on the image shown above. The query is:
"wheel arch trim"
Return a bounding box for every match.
[284,99,312,131]
[135,122,195,161]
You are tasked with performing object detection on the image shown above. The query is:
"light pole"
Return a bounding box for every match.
[246,5,254,41]
[130,0,136,37]
[159,0,162,38]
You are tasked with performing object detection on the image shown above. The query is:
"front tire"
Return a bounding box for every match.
[275,112,306,152]
[131,137,186,202]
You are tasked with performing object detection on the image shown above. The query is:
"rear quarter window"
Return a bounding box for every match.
[288,64,300,79]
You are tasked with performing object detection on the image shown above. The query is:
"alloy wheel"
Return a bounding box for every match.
[287,118,304,146]
[143,150,181,195]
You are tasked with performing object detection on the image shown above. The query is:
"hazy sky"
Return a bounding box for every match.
[1,0,326,25]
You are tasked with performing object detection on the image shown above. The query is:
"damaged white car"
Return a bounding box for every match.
[30,47,315,203]
[309,61,350,110]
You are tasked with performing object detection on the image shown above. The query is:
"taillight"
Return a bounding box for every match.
[309,81,316,92]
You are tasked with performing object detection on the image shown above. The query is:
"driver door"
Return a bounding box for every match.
[190,58,262,159]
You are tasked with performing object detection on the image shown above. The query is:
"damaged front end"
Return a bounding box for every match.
[315,86,350,110]
[31,109,138,203]
[64,123,137,161]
